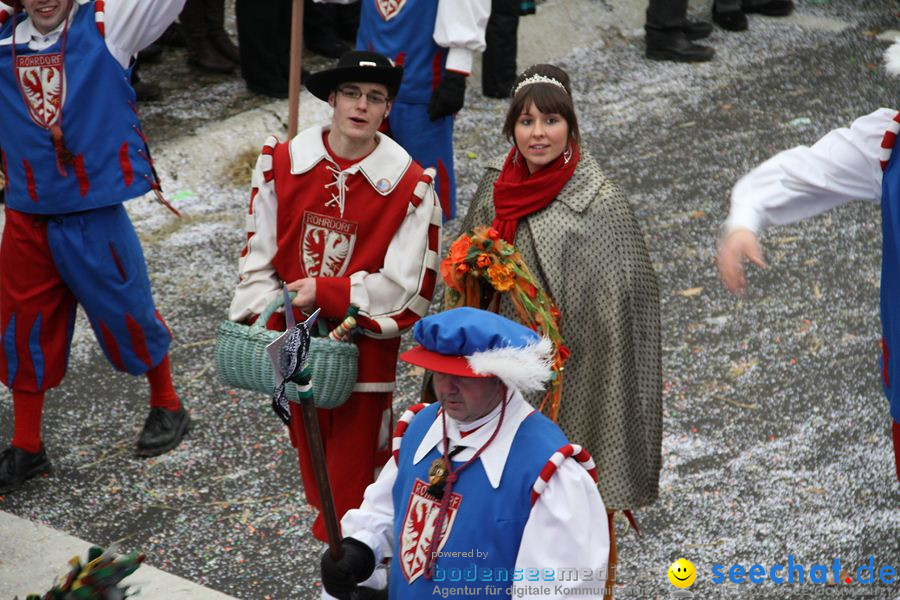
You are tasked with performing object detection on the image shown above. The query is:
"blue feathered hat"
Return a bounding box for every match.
[400,307,553,392]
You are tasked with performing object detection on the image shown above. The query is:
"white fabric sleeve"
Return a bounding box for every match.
[434,0,490,74]
[341,457,398,564]
[513,460,610,600]
[228,151,282,322]
[104,0,186,68]
[348,177,441,338]
[725,108,895,234]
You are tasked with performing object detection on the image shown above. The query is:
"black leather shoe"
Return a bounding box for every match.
[136,406,190,457]
[713,10,749,31]
[0,445,51,493]
[683,20,713,40]
[743,0,794,16]
[646,38,715,63]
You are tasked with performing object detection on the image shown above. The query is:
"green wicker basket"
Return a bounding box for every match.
[214,295,358,409]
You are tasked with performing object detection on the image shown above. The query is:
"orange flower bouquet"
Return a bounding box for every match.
[441,226,569,421]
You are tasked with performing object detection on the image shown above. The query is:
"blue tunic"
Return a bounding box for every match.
[390,402,568,599]
[0,2,155,214]
[356,0,457,218]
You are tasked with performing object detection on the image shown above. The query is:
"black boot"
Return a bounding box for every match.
[713,9,748,31]
[206,0,240,64]
[0,445,51,493]
[683,19,713,40]
[180,0,235,73]
[646,35,714,62]
[646,0,714,62]
[136,406,191,457]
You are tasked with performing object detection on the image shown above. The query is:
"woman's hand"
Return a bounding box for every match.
[287,278,317,313]
[716,228,766,295]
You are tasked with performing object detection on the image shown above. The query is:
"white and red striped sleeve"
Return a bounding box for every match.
[724,108,895,235]
[530,444,597,506]
[514,450,609,600]
[392,403,429,463]
[348,168,442,339]
[228,136,282,322]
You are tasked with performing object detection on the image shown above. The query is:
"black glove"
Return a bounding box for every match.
[321,538,376,600]
[352,586,389,600]
[428,71,467,121]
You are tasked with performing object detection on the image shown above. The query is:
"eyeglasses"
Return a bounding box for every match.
[336,86,389,105]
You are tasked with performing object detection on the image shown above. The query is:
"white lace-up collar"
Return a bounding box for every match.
[288,125,413,209]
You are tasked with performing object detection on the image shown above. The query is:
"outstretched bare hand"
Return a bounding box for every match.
[716,228,766,295]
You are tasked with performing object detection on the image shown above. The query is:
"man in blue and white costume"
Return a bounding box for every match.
[320,0,489,220]
[320,307,610,600]
[716,41,900,482]
[0,0,189,494]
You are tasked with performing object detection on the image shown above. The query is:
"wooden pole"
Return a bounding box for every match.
[288,0,305,138]
[298,396,343,560]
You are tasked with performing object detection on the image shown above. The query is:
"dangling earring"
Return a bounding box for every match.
[512,147,520,165]
[563,144,573,165]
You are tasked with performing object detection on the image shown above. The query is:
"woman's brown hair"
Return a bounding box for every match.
[502,64,580,147]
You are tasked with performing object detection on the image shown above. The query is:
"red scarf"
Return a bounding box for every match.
[491,143,580,243]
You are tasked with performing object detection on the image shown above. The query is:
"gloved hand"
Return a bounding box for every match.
[428,71,467,121]
[321,538,376,600]
[353,586,389,600]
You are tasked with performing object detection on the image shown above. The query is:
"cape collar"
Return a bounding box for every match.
[413,390,535,489]
[288,125,412,195]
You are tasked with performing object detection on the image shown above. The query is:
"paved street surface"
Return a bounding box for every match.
[1,1,898,599]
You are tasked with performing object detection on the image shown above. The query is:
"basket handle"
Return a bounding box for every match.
[251,294,360,335]
[250,291,296,333]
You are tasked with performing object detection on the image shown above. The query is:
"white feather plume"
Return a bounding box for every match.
[885,40,900,77]
[467,337,554,392]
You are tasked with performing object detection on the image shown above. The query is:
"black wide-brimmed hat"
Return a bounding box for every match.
[305,50,403,102]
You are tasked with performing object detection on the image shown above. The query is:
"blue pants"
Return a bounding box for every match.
[0,204,171,392]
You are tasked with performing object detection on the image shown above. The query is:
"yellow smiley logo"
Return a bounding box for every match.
[667,558,697,588]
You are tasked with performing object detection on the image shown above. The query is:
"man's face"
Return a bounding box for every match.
[22,0,69,35]
[328,82,391,146]
[432,373,504,423]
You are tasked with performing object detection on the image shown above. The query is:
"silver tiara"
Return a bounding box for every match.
[513,74,567,97]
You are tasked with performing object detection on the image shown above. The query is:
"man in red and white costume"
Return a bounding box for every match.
[228,50,443,543]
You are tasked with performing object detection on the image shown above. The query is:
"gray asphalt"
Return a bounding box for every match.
[1,1,899,599]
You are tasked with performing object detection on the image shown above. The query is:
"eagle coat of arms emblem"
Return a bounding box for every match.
[301,211,358,277]
[398,479,462,582]
[16,53,65,129]
[375,0,408,21]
